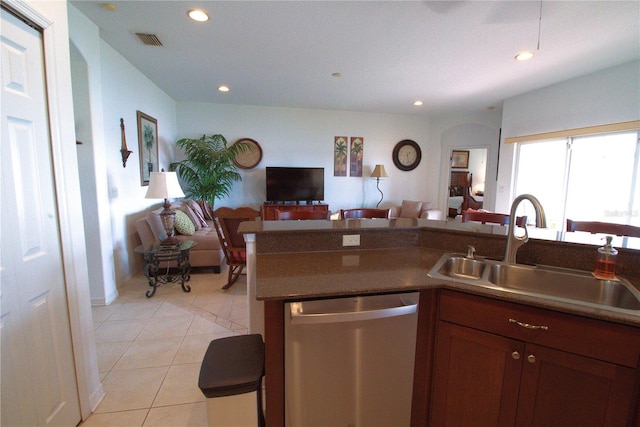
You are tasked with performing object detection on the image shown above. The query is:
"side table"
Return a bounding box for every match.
[134,240,197,298]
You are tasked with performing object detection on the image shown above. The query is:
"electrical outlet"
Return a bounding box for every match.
[342,234,360,246]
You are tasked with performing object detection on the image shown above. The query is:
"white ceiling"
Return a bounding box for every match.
[70,1,640,116]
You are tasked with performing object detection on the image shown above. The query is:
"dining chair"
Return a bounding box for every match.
[461,209,527,227]
[275,210,330,220]
[340,208,389,219]
[566,219,640,238]
[213,207,261,290]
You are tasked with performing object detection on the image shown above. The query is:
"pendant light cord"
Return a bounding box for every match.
[536,0,543,51]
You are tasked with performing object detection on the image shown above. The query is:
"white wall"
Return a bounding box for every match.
[68,6,178,286]
[100,41,178,281]
[69,5,117,305]
[496,60,640,212]
[467,148,488,194]
[176,103,440,212]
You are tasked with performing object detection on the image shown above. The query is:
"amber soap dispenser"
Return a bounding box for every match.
[594,235,617,279]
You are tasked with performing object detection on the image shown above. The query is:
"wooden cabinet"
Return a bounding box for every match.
[260,203,329,220]
[429,290,640,427]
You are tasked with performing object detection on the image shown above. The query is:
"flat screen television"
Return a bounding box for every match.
[266,167,324,203]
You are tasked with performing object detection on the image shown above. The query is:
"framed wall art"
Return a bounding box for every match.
[451,150,469,169]
[137,110,158,185]
[349,137,364,177]
[334,136,348,176]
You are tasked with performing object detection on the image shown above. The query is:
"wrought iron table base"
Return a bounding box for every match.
[142,250,192,298]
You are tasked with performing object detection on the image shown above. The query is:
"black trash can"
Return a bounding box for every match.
[198,334,265,427]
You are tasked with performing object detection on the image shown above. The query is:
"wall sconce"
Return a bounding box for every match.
[370,164,388,208]
[120,118,133,167]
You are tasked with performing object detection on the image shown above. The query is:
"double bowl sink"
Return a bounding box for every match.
[428,253,640,311]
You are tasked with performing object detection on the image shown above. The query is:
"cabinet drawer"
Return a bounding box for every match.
[438,290,640,367]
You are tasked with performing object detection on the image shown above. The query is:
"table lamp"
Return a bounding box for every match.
[145,170,185,246]
[370,164,388,208]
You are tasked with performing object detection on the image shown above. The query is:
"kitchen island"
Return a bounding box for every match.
[239,218,640,426]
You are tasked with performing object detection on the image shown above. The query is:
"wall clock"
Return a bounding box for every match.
[233,138,263,169]
[392,139,422,171]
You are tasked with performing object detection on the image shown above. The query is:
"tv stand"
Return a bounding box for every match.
[261,203,329,220]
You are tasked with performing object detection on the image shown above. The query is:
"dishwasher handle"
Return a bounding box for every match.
[289,295,418,325]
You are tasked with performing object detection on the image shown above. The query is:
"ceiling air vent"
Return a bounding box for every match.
[135,33,163,46]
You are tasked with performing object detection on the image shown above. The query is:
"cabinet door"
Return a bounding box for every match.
[516,343,637,427]
[431,321,523,427]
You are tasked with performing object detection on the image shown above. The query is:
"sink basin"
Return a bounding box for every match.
[438,256,486,280]
[428,253,640,311]
[487,263,640,310]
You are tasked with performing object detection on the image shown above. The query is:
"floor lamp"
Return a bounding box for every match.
[370,164,388,208]
[145,170,185,246]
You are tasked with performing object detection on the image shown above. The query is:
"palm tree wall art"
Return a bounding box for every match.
[334,136,347,176]
[137,110,159,185]
[349,137,364,177]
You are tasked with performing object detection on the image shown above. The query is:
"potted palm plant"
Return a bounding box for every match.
[172,134,248,212]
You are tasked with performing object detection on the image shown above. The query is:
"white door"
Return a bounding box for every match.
[1,8,81,426]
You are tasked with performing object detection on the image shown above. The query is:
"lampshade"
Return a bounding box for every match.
[145,171,185,199]
[370,164,388,179]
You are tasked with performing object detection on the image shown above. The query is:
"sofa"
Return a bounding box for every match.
[388,200,443,220]
[135,199,223,272]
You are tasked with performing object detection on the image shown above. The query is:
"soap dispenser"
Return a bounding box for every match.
[594,235,617,279]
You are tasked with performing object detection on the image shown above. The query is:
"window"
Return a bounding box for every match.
[514,131,640,230]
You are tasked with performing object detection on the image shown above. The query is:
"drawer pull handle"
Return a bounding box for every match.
[511,351,521,360]
[527,354,536,363]
[509,318,549,331]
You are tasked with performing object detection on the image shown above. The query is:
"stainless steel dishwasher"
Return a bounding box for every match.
[285,292,419,427]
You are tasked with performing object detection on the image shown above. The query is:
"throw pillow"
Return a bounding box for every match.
[197,200,215,221]
[174,210,195,235]
[185,199,208,228]
[400,200,423,218]
[180,205,202,231]
[146,209,167,241]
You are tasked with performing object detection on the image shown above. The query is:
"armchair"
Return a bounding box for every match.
[388,200,442,220]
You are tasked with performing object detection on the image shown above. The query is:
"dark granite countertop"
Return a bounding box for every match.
[242,219,640,327]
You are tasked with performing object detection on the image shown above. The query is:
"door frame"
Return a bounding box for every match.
[3,0,104,419]
[438,123,500,215]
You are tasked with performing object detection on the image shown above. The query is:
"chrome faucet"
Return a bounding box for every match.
[466,245,476,259]
[504,194,547,264]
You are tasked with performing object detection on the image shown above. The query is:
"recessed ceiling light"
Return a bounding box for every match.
[100,3,116,12]
[413,100,423,106]
[515,51,534,61]
[218,85,230,92]
[188,9,209,22]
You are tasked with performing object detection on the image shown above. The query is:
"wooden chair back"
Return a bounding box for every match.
[566,219,640,238]
[462,209,527,227]
[275,209,330,220]
[213,207,260,289]
[340,208,389,219]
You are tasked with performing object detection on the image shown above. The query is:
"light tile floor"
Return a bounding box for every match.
[81,268,248,427]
